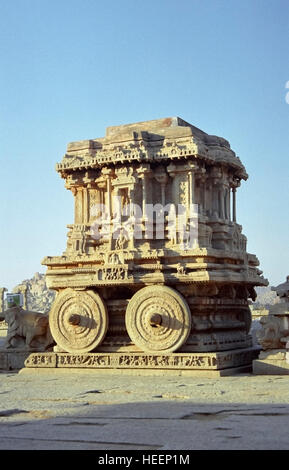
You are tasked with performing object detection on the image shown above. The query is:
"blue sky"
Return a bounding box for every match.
[0,0,288,290]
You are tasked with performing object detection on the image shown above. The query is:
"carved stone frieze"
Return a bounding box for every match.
[24,347,259,370]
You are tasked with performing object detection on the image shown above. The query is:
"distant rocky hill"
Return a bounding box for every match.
[252,286,279,308]
[11,272,56,313]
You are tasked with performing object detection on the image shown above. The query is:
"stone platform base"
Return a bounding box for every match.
[0,347,260,376]
[253,349,289,375]
[19,365,253,377]
[0,350,30,371]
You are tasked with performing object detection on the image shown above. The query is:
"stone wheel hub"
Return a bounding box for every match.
[49,288,108,354]
[149,313,162,327]
[125,285,191,353]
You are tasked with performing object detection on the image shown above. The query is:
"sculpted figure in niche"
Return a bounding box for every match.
[176,263,186,275]
[115,228,127,250]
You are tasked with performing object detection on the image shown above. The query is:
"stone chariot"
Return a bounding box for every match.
[42,117,267,373]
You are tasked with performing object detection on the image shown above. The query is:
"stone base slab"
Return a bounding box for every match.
[253,349,289,375]
[0,351,31,371]
[19,364,253,377]
[0,347,260,375]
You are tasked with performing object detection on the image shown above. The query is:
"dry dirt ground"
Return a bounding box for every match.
[0,369,289,450]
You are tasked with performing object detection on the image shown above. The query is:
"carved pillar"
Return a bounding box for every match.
[209,167,223,219]
[128,188,135,217]
[86,183,94,224]
[81,170,99,225]
[208,179,213,216]
[202,178,206,216]
[142,176,147,219]
[113,187,121,221]
[219,184,225,219]
[0,288,7,312]
[81,174,90,225]
[223,187,229,220]
[137,164,151,220]
[231,178,240,223]
[187,162,201,211]
[96,180,106,208]
[196,171,206,216]
[76,188,82,224]
[232,188,236,222]
[102,168,114,220]
[87,182,102,223]
[212,181,219,217]
[188,171,194,206]
[159,183,165,206]
[154,168,168,206]
[66,183,82,225]
[70,187,78,223]
[167,163,192,244]
[107,178,112,219]
[100,168,114,250]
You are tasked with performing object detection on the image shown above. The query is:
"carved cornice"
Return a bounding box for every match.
[56,138,248,181]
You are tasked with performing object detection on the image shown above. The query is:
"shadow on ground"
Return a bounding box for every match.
[0,398,288,450]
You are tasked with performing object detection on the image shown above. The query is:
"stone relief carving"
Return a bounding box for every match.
[228,225,247,252]
[115,229,128,250]
[66,224,90,254]
[103,267,126,281]
[176,263,186,275]
[24,349,258,370]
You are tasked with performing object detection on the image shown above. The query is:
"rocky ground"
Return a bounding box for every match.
[0,369,289,450]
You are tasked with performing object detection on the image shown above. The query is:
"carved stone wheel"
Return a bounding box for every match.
[125,285,191,353]
[49,288,108,354]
